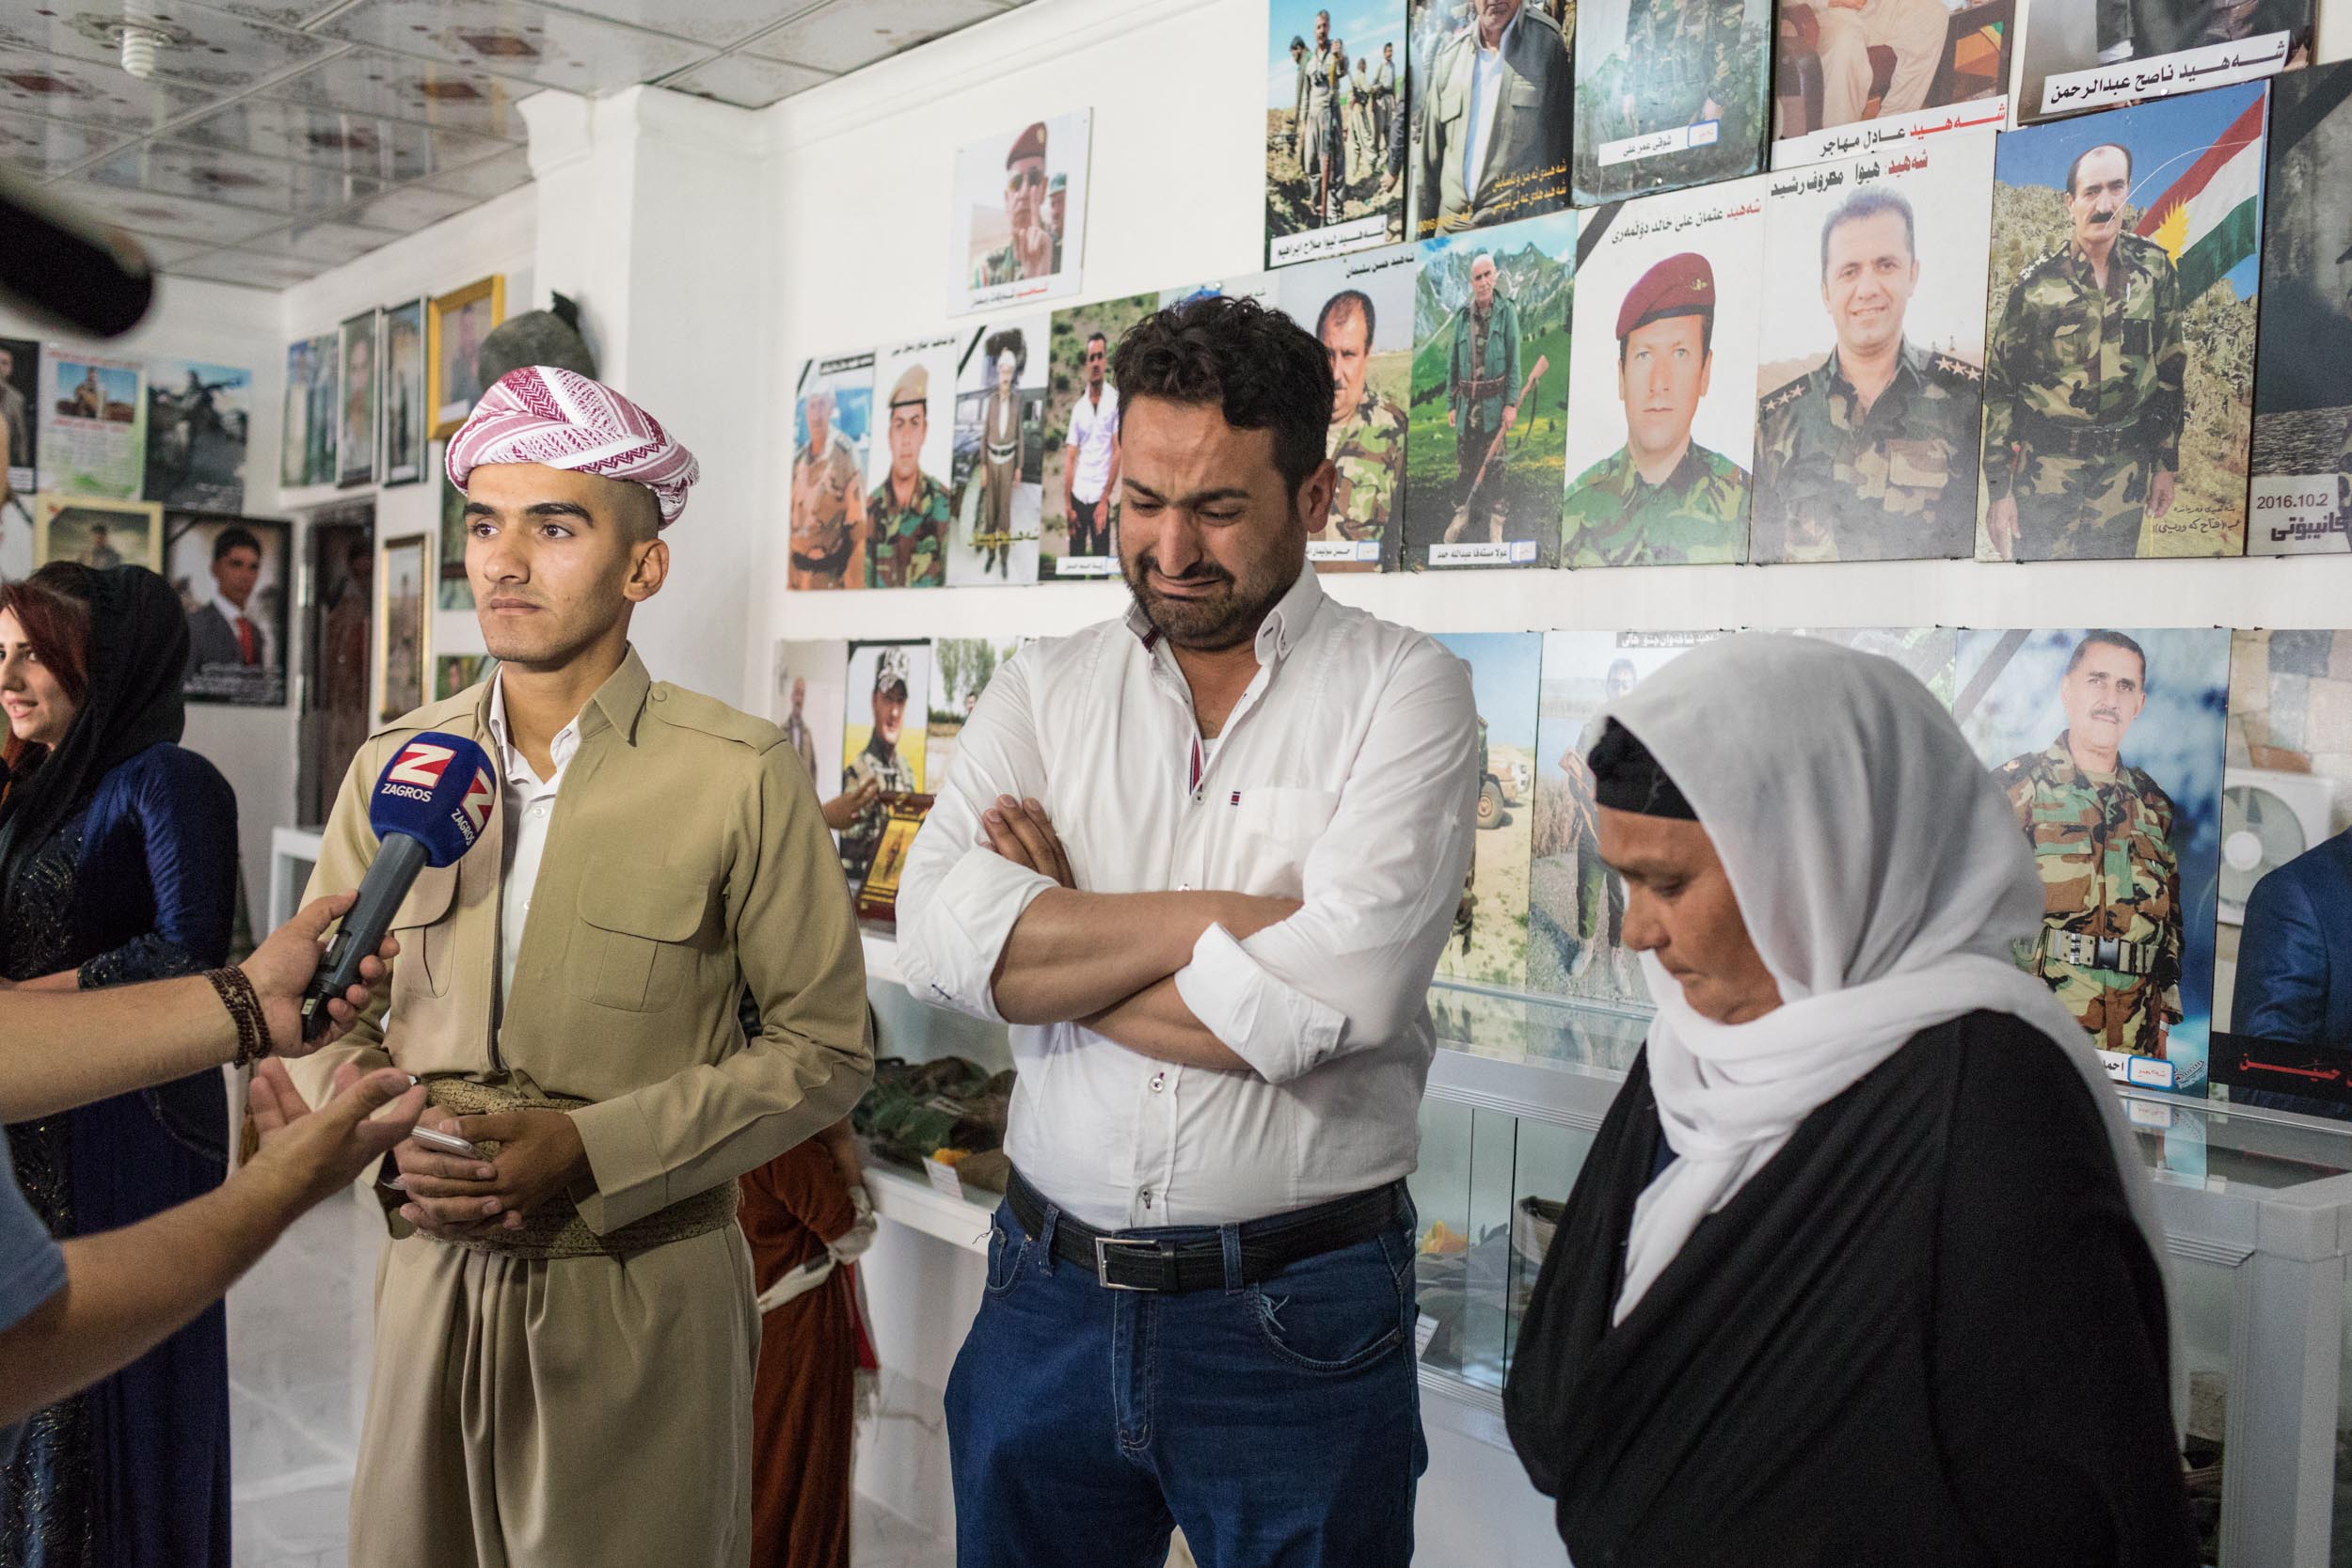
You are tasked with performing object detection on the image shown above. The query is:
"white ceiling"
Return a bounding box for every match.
[0,0,1025,290]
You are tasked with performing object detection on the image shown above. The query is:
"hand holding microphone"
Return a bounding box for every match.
[300,733,499,1042]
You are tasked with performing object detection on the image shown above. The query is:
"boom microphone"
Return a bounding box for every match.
[299,732,497,1041]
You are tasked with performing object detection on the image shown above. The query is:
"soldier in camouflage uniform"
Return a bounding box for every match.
[1454,714,1487,957]
[1563,251,1749,566]
[971,122,1057,288]
[841,647,920,886]
[865,362,949,588]
[1753,188,1983,563]
[1590,0,1743,140]
[789,388,866,590]
[1316,288,1406,564]
[1444,251,1522,543]
[1991,630,2183,1061]
[1982,143,2185,562]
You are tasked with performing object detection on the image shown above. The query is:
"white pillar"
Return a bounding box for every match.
[522,86,777,708]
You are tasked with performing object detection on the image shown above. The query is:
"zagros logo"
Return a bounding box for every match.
[386,741,455,789]
[456,768,493,838]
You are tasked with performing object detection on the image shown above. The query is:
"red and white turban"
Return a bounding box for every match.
[445,366,701,528]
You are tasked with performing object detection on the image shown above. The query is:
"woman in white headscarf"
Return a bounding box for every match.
[1502,634,2194,1566]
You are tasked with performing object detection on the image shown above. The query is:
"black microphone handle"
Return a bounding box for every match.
[300,832,430,1042]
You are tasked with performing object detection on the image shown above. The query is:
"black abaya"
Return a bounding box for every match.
[1503,1009,2197,1567]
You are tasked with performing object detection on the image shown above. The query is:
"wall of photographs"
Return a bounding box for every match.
[792,59,2352,585]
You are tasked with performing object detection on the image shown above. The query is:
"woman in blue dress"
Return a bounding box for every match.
[0,562,238,1568]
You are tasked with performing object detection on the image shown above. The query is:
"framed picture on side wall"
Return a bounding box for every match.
[338,309,378,487]
[382,298,428,486]
[167,512,291,706]
[33,492,159,570]
[428,276,505,439]
[377,532,430,724]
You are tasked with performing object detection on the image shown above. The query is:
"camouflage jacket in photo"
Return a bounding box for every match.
[1327,391,1408,541]
[840,736,919,884]
[1752,340,1983,562]
[865,470,951,589]
[1562,440,1749,566]
[1981,233,2185,503]
[1448,296,1523,433]
[1994,734,2185,1058]
[792,428,863,562]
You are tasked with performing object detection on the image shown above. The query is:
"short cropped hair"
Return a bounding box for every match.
[1111,294,1333,498]
[2066,628,2149,684]
[213,526,262,563]
[1315,289,1375,349]
[1820,187,1916,279]
[2065,143,2133,196]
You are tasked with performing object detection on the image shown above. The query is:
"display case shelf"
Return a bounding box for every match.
[866,1161,994,1256]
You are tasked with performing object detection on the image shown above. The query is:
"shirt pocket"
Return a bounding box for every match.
[573,864,711,1013]
[1884,439,1950,493]
[387,864,458,999]
[1228,787,1343,900]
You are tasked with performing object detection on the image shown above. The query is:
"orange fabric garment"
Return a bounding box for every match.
[739,1141,860,1568]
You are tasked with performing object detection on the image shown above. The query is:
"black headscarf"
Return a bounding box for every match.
[1586,718,1696,819]
[0,563,190,897]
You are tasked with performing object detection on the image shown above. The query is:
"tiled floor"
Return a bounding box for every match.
[226,1190,953,1568]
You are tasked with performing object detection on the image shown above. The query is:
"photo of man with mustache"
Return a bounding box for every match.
[1992,629,2184,1064]
[1981,140,2185,561]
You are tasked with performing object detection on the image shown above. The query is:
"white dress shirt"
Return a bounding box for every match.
[1463,8,1520,199]
[1065,382,1120,506]
[486,674,582,1013]
[213,587,270,667]
[897,569,1478,1230]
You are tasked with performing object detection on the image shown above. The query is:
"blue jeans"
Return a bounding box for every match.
[946,1191,1426,1568]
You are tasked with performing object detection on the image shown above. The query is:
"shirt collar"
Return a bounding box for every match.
[1123,564,1327,666]
[486,672,582,787]
[486,647,650,782]
[211,587,253,625]
[1474,8,1521,56]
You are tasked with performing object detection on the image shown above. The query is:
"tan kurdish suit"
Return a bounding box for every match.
[294,648,872,1568]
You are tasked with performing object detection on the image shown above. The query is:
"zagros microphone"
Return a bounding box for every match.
[300,732,497,1041]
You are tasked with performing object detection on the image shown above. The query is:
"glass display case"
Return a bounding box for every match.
[1406,973,2352,1568]
[850,936,2352,1566]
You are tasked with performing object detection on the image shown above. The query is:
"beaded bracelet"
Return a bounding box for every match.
[204,967,269,1069]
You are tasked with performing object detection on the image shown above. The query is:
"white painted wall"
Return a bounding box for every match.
[1,277,288,917]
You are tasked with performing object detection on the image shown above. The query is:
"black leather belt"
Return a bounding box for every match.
[2019,410,2145,461]
[1007,1169,1402,1294]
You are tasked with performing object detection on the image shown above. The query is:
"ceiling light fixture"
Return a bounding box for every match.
[68,8,187,82]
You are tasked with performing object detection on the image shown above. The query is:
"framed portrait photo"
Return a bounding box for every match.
[168,512,290,706]
[381,298,428,487]
[435,652,493,701]
[338,309,379,488]
[427,276,505,439]
[376,531,430,724]
[34,492,160,571]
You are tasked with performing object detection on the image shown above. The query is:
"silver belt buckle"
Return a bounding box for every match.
[2095,935,2122,971]
[1093,1235,1159,1291]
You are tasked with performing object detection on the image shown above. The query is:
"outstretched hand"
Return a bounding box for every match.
[246,1058,426,1212]
[243,893,400,1055]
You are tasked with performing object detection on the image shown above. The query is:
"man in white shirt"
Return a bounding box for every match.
[1060,331,1120,560]
[185,526,271,673]
[898,295,1477,1568]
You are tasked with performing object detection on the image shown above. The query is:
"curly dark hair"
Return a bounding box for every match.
[1110,294,1333,499]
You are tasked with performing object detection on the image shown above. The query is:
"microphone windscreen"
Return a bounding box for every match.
[367,732,498,867]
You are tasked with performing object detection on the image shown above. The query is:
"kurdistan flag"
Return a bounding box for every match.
[2134,95,2265,303]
